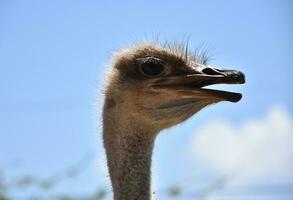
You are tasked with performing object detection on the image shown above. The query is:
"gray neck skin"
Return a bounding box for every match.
[103,108,156,200]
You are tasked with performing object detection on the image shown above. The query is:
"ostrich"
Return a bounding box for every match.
[102,42,245,200]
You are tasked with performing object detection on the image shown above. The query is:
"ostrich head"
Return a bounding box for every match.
[102,42,245,200]
[104,43,245,133]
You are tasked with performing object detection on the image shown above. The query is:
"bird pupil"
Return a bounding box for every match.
[140,58,164,76]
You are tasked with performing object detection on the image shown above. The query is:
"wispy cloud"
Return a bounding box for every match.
[190,105,293,179]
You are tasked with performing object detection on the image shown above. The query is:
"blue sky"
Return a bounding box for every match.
[0,0,292,199]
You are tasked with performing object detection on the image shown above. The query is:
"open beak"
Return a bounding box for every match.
[149,67,245,103]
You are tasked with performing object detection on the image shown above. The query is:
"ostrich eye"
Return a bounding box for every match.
[139,57,165,77]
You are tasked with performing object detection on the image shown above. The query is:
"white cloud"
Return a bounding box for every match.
[190,105,293,179]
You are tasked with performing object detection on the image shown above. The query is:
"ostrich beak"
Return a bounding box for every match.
[150,67,245,103]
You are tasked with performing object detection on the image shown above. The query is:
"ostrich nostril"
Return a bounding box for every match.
[202,68,222,76]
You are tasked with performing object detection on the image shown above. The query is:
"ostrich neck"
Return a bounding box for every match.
[103,110,156,200]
